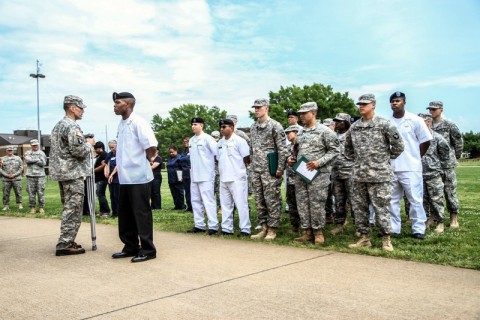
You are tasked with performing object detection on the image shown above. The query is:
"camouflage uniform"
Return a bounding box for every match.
[295,120,339,230]
[0,153,23,207]
[250,117,287,228]
[24,146,47,209]
[345,114,404,235]
[50,108,92,250]
[285,135,300,229]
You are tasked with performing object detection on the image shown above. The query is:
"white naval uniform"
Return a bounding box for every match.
[189,131,219,231]
[217,133,251,234]
[389,111,432,235]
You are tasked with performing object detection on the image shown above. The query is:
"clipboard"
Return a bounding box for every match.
[291,156,320,184]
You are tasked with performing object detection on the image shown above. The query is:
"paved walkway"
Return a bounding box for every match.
[1,216,479,320]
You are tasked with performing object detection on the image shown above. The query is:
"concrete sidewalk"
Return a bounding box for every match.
[0,216,479,320]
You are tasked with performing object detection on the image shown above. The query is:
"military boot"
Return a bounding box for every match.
[264,227,277,241]
[434,222,445,234]
[2,206,9,211]
[250,223,268,240]
[30,208,36,214]
[294,228,313,243]
[314,229,324,245]
[348,234,371,248]
[39,208,45,214]
[426,215,435,228]
[382,235,394,252]
[18,204,23,210]
[330,224,344,236]
[450,213,459,228]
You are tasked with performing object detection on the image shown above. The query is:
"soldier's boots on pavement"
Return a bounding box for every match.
[330,224,344,236]
[450,213,459,228]
[55,242,86,256]
[294,228,314,243]
[264,227,277,241]
[251,223,268,240]
[382,235,394,252]
[434,223,445,234]
[2,206,9,211]
[314,229,324,245]
[348,234,372,248]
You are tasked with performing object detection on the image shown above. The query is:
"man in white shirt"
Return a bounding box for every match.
[111,92,158,263]
[388,91,432,239]
[217,119,251,237]
[187,117,219,235]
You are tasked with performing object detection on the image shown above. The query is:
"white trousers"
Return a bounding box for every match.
[389,171,426,234]
[220,178,251,234]
[191,180,218,230]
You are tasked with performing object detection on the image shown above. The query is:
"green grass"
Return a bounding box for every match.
[2,165,479,270]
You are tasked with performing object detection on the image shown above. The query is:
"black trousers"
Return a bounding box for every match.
[118,183,156,256]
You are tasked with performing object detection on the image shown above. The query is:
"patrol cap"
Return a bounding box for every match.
[219,119,234,127]
[191,117,205,124]
[428,101,443,109]
[6,146,14,151]
[322,118,335,126]
[390,91,406,102]
[284,125,301,133]
[356,93,376,105]
[30,139,39,146]
[287,110,298,117]
[226,115,238,122]
[418,113,433,121]
[252,98,269,108]
[297,102,318,113]
[333,113,351,122]
[211,131,220,138]
[64,95,87,109]
[112,92,135,101]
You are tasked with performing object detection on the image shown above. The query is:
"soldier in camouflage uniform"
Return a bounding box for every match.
[427,101,464,228]
[50,95,94,256]
[250,98,288,241]
[284,125,301,233]
[345,94,404,252]
[418,113,452,234]
[211,130,221,211]
[322,118,336,223]
[289,103,339,245]
[330,113,354,236]
[24,139,47,214]
[1,146,23,210]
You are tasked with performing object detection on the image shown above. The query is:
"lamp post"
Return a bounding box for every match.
[30,60,45,149]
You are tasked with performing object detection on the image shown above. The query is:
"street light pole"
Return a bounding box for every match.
[30,60,45,149]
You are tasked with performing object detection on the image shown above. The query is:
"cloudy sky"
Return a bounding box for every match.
[1,0,479,143]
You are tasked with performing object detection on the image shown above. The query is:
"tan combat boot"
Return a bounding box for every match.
[264,227,277,241]
[18,204,23,210]
[2,206,9,211]
[294,228,314,243]
[426,216,435,228]
[348,234,372,248]
[39,208,45,214]
[30,208,36,214]
[450,213,459,228]
[382,235,394,252]
[251,223,268,240]
[330,224,344,236]
[314,229,324,245]
[434,222,445,234]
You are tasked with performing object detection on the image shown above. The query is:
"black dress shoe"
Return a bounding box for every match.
[412,233,425,240]
[237,232,250,238]
[208,229,218,235]
[187,227,205,233]
[131,254,156,263]
[221,231,234,236]
[112,251,136,259]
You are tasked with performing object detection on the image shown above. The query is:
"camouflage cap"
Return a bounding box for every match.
[252,98,269,108]
[30,139,39,146]
[428,101,443,109]
[211,131,220,138]
[322,118,335,126]
[333,113,351,122]
[284,125,301,133]
[418,113,433,121]
[226,115,238,122]
[64,95,87,109]
[356,93,376,105]
[297,102,318,113]
[6,146,14,151]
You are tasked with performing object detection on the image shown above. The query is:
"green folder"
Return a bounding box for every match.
[267,152,278,176]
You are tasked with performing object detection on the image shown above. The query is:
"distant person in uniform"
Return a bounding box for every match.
[104,140,120,218]
[167,145,185,210]
[1,146,23,211]
[93,141,111,217]
[150,148,163,210]
[24,139,47,214]
[179,137,192,211]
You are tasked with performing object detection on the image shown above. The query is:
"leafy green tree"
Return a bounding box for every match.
[249,83,358,128]
[151,104,227,158]
[463,131,480,158]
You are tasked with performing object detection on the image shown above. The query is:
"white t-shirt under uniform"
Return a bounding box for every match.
[217,133,250,181]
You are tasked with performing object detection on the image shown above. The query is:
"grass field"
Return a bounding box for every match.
[2,164,479,270]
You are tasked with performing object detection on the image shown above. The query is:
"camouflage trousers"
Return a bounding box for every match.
[441,168,460,213]
[325,182,335,218]
[295,172,330,230]
[351,181,392,235]
[423,175,445,222]
[2,180,22,205]
[286,184,300,228]
[332,177,352,224]
[251,171,283,228]
[214,172,220,208]
[56,178,84,250]
[26,176,45,208]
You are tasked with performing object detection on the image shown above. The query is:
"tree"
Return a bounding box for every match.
[249,83,358,128]
[151,104,227,158]
[463,131,480,158]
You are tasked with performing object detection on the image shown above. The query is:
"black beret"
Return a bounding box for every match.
[191,117,205,124]
[219,119,234,127]
[287,110,298,117]
[390,91,406,102]
[113,92,135,101]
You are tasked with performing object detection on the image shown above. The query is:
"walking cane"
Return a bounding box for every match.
[86,152,97,251]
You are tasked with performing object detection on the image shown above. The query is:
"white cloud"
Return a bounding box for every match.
[415,71,480,88]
